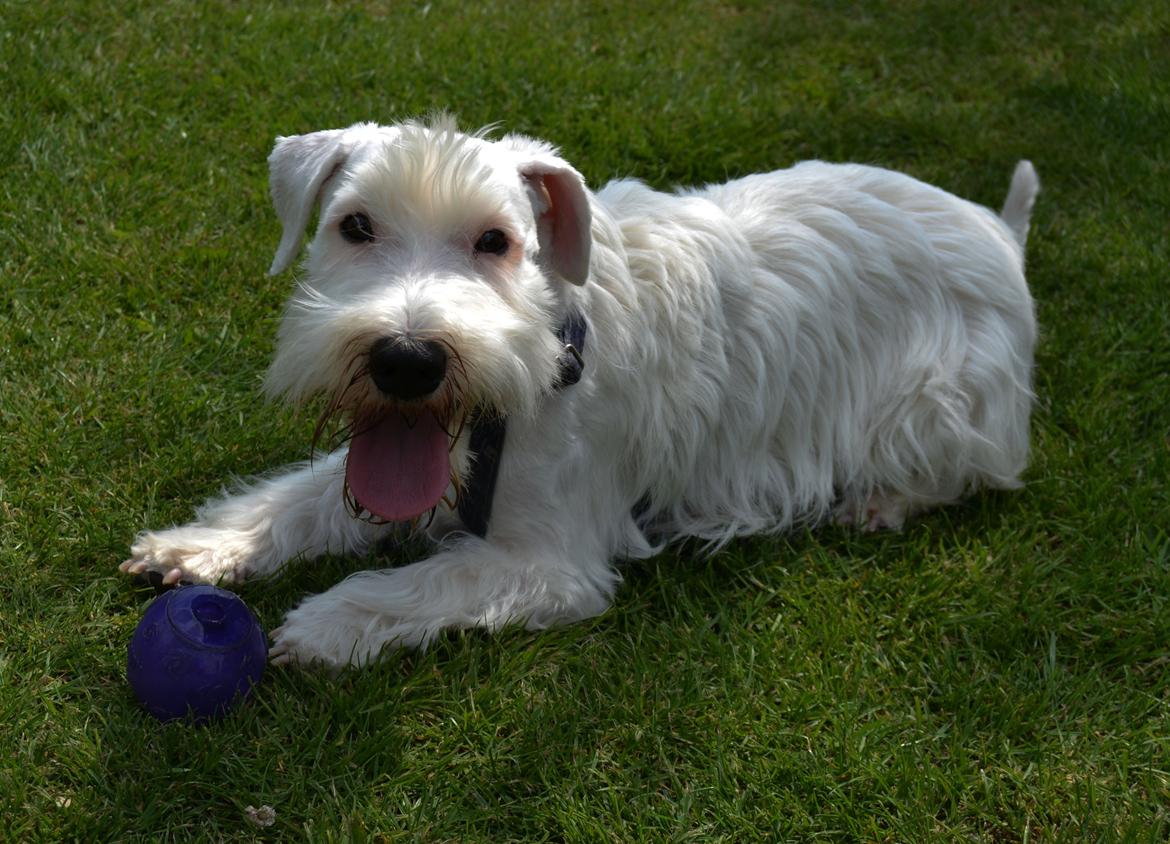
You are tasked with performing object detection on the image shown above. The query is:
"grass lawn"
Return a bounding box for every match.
[2,0,1168,840]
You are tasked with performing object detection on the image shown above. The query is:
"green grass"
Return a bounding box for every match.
[2,0,1168,840]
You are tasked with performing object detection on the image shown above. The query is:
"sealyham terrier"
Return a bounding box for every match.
[121,117,1038,669]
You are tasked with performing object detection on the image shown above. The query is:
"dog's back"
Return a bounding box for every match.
[594,162,1037,539]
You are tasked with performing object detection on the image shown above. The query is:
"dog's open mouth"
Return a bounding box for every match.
[345,409,453,522]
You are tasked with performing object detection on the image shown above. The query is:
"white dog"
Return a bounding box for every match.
[121,117,1038,669]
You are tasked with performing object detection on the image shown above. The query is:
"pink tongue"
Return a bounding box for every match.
[346,410,451,521]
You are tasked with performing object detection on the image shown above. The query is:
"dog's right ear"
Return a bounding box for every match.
[267,125,372,275]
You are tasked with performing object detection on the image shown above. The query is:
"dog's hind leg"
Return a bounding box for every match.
[833,489,918,532]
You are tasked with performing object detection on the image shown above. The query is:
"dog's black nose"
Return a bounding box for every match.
[367,338,448,400]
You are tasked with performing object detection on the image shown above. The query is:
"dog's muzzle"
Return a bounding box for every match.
[367,337,448,401]
[345,315,589,533]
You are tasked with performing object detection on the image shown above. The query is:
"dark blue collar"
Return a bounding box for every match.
[457,310,587,537]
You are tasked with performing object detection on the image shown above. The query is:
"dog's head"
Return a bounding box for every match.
[262,117,592,523]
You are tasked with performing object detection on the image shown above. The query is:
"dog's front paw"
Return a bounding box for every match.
[269,596,390,671]
[268,583,431,671]
[119,527,259,587]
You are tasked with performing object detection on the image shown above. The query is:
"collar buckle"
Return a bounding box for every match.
[556,342,584,388]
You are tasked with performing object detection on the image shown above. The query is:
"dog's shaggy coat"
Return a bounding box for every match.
[123,118,1038,669]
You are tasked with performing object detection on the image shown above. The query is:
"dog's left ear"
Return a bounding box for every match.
[519,158,592,286]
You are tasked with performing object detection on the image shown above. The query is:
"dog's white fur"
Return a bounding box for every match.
[122,118,1038,669]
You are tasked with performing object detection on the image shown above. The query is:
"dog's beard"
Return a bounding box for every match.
[312,339,471,525]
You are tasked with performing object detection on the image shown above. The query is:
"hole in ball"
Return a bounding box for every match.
[191,595,227,629]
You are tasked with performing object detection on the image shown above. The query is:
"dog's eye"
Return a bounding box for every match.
[339,213,375,244]
[473,229,509,256]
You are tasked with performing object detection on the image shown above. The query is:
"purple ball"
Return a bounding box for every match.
[127,585,266,723]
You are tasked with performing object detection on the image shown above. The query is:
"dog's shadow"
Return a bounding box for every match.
[197,492,1035,818]
[244,490,1019,649]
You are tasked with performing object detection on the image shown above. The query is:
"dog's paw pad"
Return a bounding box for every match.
[834,493,909,532]
[862,495,909,532]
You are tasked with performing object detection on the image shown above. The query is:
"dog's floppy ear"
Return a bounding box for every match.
[519,156,592,286]
[267,125,375,275]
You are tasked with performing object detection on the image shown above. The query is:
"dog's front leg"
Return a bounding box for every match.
[268,529,618,669]
[120,449,391,586]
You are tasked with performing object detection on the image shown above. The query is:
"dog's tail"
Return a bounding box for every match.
[999,160,1039,248]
